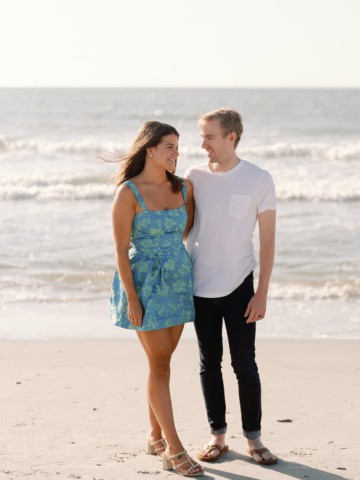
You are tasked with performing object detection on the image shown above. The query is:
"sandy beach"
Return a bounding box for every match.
[0,339,359,480]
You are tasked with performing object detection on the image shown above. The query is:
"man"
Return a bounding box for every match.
[185,108,277,465]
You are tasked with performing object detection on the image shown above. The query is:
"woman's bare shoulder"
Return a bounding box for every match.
[113,182,136,208]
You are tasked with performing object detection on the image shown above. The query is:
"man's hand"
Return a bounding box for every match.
[245,292,267,323]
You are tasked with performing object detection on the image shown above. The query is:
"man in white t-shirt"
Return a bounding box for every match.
[185,108,277,465]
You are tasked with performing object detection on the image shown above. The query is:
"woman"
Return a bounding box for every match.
[110,121,204,477]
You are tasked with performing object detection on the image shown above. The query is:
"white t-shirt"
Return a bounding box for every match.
[185,160,276,298]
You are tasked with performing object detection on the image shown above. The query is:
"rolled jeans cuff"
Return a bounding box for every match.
[211,426,227,435]
[243,429,261,440]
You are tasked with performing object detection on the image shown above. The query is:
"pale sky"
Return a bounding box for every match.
[1,0,359,87]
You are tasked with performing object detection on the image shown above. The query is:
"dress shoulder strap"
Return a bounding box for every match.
[123,180,147,211]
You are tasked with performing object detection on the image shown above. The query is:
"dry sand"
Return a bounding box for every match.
[0,339,359,480]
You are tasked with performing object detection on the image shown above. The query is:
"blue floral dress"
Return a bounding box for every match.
[110,179,195,331]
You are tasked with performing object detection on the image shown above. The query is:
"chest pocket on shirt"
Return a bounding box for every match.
[229,194,251,219]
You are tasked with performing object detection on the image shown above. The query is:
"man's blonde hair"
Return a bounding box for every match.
[199,108,243,148]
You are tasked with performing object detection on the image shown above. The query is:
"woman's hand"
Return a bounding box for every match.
[127,296,144,327]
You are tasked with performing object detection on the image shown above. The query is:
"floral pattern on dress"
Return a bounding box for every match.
[110,179,195,331]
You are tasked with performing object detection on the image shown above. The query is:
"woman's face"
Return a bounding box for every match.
[150,134,179,172]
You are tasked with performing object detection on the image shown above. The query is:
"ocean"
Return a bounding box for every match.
[1,88,359,340]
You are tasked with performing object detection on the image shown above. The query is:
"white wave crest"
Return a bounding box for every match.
[1,135,360,162]
[242,141,360,161]
[181,141,360,162]
[0,135,126,156]
[276,178,360,201]
[1,174,359,201]
[269,279,360,300]
[1,183,112,201]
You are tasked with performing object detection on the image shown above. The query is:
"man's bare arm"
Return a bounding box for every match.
[245,210,276,323]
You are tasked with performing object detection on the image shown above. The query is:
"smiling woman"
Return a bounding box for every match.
[113,121,183,194]
[109,120,203,476]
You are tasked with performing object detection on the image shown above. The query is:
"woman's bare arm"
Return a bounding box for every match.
[183,179,194,241]
[112,185,143,326]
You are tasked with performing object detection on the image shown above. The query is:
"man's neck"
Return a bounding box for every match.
[208,155,240,173]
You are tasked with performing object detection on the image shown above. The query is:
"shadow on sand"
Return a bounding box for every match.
[199,450,351,480]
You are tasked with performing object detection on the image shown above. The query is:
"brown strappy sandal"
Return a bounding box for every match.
[197,443,229,462]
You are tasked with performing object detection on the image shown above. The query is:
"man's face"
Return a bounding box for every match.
[200,119,234,162]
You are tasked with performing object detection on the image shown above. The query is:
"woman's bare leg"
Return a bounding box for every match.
[137,325,203,475]
[144,326,184,442]
[137,325,184,452]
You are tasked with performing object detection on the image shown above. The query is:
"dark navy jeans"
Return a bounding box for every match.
[194,272,261,440]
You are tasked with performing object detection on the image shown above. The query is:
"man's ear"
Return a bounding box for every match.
[228,132,237,144]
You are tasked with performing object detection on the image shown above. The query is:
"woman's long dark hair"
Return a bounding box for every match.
[115,121,183,193]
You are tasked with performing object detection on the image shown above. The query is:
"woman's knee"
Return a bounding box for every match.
[148,354,171,376]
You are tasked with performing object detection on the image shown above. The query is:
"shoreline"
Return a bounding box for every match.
[1,339,359,479]
[2,299,360,341]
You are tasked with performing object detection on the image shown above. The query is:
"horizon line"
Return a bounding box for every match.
[0,85,360,90]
